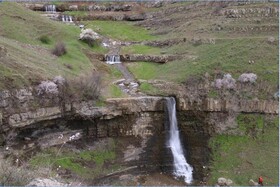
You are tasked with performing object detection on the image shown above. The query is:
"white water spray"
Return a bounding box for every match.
[61,15,73,23]
[166,97,193,184]
[106,55,121,64]
[45,5,56,13]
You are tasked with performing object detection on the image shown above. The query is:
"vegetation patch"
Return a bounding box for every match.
[85,20,156,41]
[139,82,160,95]
[208,116,279,185]
[127,62,159,80]
[30,139,119,179]
[109,84,125,98]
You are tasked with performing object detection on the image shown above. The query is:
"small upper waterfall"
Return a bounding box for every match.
[165,97,193,184]
[106,55,121,64]
[45,5,56,13]
[61,15,73,23]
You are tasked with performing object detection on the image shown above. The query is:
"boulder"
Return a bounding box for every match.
[217,177,233,186]
[217,177,227,186]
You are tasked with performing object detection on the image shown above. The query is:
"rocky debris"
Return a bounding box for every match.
[38,130,82,149]
[123,144,142,161]
[217,177,233,186]
[27,178,67,186]
[120,54,180,63]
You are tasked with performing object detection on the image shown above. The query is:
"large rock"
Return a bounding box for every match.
[217,177,233,186]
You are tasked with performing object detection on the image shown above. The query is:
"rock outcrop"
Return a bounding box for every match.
[178,98,278,114]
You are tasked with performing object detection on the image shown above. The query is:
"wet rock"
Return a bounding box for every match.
[27,178,67,186]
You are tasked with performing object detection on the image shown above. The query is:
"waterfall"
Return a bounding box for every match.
[106,55,121,65]
[165,97,193,184]
[45,5,56,13]
[61,15,73,23]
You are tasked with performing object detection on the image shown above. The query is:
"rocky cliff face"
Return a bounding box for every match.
[0,87,278,183]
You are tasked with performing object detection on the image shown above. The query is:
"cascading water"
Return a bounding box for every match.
[165,97,193,184]
[106,55,121,65]
[45,5,56,13]
[61,15,73,23]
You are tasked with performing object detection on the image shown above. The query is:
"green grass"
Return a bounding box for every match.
[121,45,162,55]
[208,117,279,185]
[29,139,119,179]
[139,82,160,95]
[0,3,108,89]
[109,84,124,98]
[84,20,156,41]
[127,38,278,86]
[127,62,160,80]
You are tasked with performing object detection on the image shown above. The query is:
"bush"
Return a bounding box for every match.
[52,42,67,56]
[39,35,51,44]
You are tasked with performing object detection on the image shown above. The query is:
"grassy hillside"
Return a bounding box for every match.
[209,115,279,185]
[0,2,112,89]
[126,1,278,88]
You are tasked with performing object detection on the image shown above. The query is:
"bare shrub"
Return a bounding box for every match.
[238,73,257,83]
[0,159,33,186]
[52,42,67,56]
[73,73,101,101]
